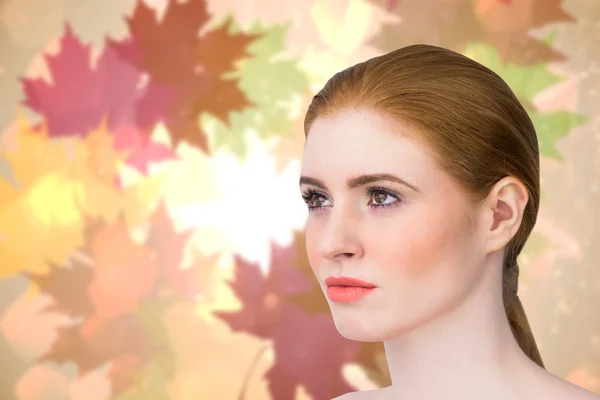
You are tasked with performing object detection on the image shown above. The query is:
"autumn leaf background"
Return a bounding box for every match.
[0,0,599,398]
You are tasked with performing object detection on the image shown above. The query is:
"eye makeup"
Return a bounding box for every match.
[300,185,403,213]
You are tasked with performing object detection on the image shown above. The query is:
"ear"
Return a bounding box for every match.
[481,176,529,255]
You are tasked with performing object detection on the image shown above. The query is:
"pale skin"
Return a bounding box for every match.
[299,108,600,400]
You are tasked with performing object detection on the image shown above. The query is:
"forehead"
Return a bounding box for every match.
[301,109,439,185]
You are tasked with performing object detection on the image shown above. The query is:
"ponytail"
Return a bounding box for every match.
[503,257,545,369]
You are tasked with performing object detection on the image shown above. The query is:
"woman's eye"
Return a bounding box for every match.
[311,195,330,207]
[367,187,401,209]
[302,187,401,212]
[371,190,395,205]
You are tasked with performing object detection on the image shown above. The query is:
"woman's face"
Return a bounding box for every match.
[300,108,488,342]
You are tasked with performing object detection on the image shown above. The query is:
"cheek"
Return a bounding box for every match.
[372,204,471,283]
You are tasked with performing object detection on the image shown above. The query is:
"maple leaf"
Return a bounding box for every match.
[266,306,361,399]
[80,119,132,185]
[20,23,176,137]
[283,230,331,316]
[109,0,262,151]
[367,0,573,65]
[463,43,587,160]
[0,114,163,281]
[214,235,314,338]
[464,42,561,102]
[113,124,177,175]
[528,110,587,161]
[203,21,308,159]
[40,315,151,376]
[31,213,178,396]
[26,257,94,318]
[0,118,87,278]
[473,0,574,65]
[145,199,217,301]
[87,216,159,321]
[366,0,481,56]
[214,232,366,398]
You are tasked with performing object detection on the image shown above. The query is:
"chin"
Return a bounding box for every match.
[330,307,423,342]
[330,313,392,342]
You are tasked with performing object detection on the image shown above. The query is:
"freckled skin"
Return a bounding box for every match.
[302,109,485,342]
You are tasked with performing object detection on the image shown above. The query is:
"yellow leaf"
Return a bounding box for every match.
[0,116,163,279]
[0,173,85,278]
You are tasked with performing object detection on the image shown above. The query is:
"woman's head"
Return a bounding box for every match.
[300,44,544,367]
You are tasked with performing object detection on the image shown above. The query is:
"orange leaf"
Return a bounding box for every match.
[88,217,159,319]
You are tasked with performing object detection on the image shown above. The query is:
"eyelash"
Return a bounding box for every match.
[301,186,402,213]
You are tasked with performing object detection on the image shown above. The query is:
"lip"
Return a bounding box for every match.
[324,276,376,288]
[324,276,377,303]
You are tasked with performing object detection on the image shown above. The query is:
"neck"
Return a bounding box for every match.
[382,257,537,399]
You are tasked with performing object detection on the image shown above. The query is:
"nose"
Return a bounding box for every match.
[317,207,364,261]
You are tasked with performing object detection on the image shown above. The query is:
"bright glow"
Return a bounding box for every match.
[153,128,308,275]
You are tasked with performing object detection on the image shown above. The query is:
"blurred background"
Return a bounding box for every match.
[0,0,598,398]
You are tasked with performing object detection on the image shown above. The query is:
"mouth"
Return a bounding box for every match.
[324,276,377,303]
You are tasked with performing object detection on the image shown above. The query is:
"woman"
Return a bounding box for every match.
[299,44,600,400]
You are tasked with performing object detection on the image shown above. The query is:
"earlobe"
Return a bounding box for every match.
[484,177,529,254]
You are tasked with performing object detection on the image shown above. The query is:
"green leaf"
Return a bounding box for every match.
[463,42,562,102]
[201,21,308,159]
[463,41,587,162]
[529,110,587,160]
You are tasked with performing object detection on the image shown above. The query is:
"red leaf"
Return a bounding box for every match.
[214,236,315,337]
[20,23,175,137]
[109,0,260,151]
[265,306,360,399]
[214,245,358,397]
[113,124,177,174]
[214,232,394,398]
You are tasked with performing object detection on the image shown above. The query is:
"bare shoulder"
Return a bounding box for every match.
[530,370,600,400]
[549,384,600,400]
[554,384,600,400]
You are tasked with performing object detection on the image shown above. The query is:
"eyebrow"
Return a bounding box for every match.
[299,173,420,193]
